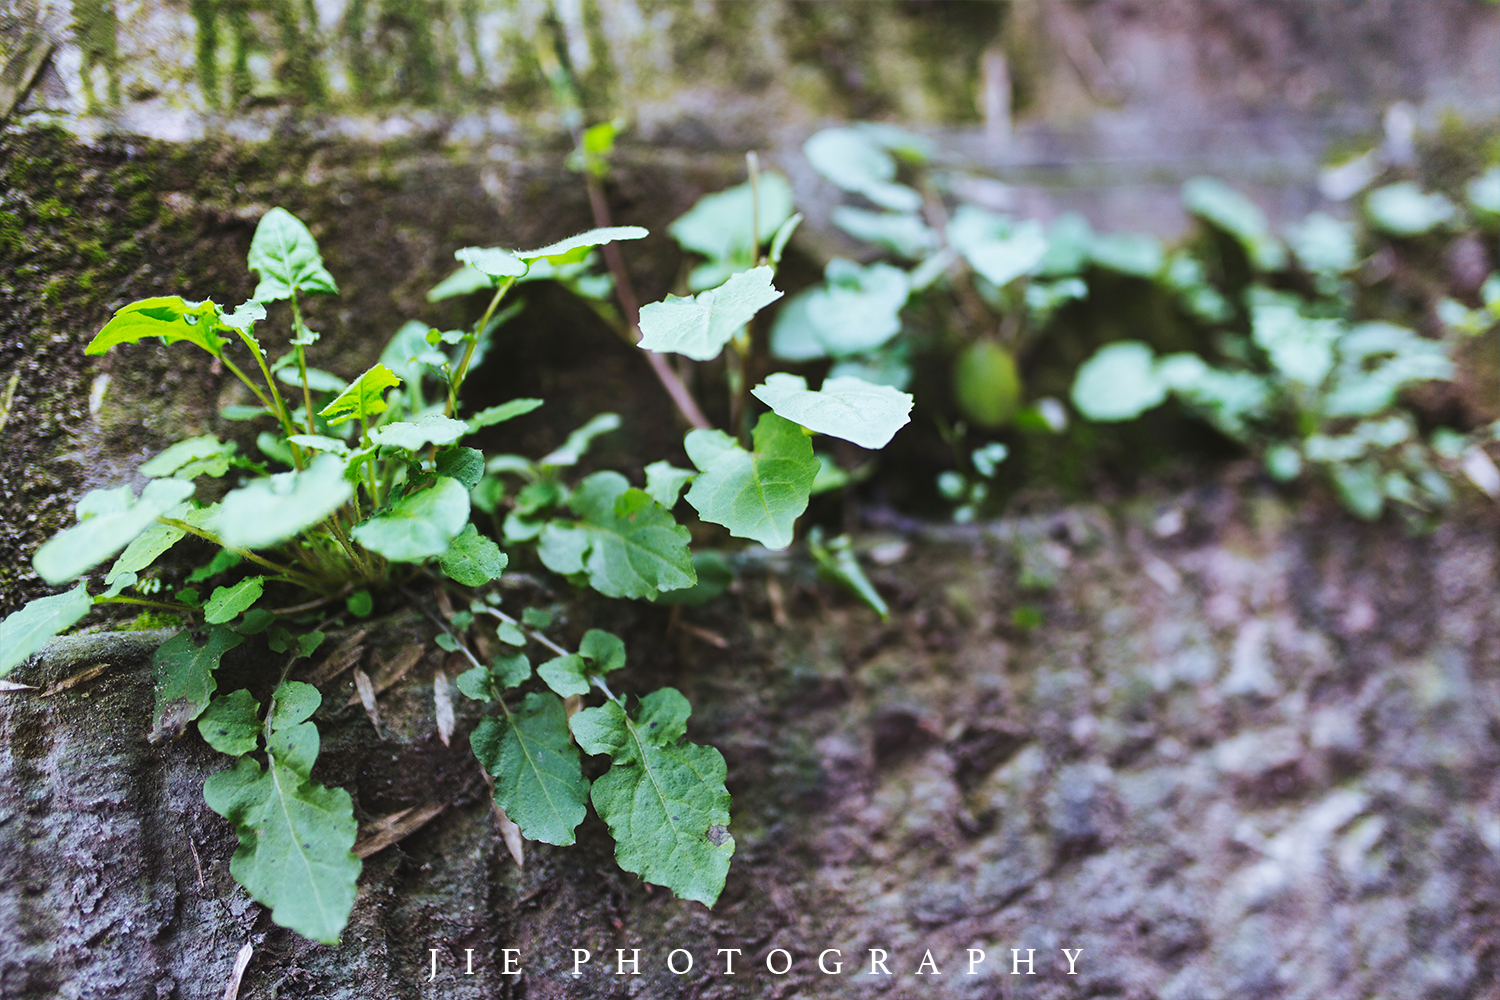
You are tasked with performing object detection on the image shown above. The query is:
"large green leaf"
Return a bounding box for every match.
[637,267,783,361]
[427,265,494,302]
[830,206,936,260]
[571,689,734,906]
[683,413,818,549]
[151,626,245,741]
[351,476,470,561]
[203,576,266,624]
[106,502,219,585]
[1182,177,1287,271]
[0,583,91,677]
[668,174,794,277]
[1365,182,1457,237]
[369,413,468,452]
[204,682,360,945]
[248,208,339,302]
[216,454,353,550]
[140,435,237,479]
[539,413,620,467]
[197,689,262,756]
[769,260,908,360]
[84,297,229,358]
[33,479,196,585]
[318,363,403,427]
[454,246,527,279]
[803,127,922,212]
[946,206,1049,287]
[470,692,589,846]
[536,472,695,599]
[439,523,508,586]
[1069,341,1168,422]
[751,373,912,450]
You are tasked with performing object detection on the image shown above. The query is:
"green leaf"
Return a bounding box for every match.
[1069,341,1168,422]
[427,265,494,302]
[537,472,696,599]
[439,523,508,586]
[579,628,627,674]
[1365,182,1457,236]
[539,413,621,466]
[668,174,794,268]
[318,363,403,427]
[352,476,470,562]
[637,267,783,361]
[369,413,469,451]
[198,689,262,756]
[0,583,92,677]
[466,398,543,432]
[1182,177,1286,270]
[1330,460,1384,520]
[248,208,339,302]
[151,627,245,742]
[85,296,229,358]
[106,502,208,584]
[652,550,734,607]
[471,692,590,846]
[1285,212,1358,275]
[454,246,527,279]
[946,207,1048,287]
[768,213,802,267]
[33,479,196,585]
[140,435,237,479]
[953,339,1022,429]
[793,259,910,357]
[1470,166,1500,224]
[808,528,889,621]
[515,226,648,262]
[216,454,353,550]
[644,461,695,508]
[537,654,590,697]
[803,127,921,212]
[767,289,828,362]
[492,651,531,689]
[436,447,485,489]
[683,413,819,550]
[203,684,360,945]
[286,434,349,457]
[830,206,936,260]
[571,689,734,906]
[1089,232,1164,277]
[221,299,267,333]
[203,576,266,625]
[1249,291,1341,387]
[751,373,912,450]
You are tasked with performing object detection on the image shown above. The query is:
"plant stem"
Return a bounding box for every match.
[232,329,304,470]
[447,277,516,417]
[156,517,323,587]
[747,150,761,260]
[289,292,317,435]
[94,596,200,617]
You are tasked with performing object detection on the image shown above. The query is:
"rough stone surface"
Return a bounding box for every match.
[2,486,1497,999]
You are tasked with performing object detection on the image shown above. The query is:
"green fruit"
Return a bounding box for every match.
[953,339,1022,428]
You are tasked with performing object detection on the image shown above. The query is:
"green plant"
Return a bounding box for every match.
[2,185,915,943]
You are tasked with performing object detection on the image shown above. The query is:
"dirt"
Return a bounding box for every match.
[2,482,1497,999]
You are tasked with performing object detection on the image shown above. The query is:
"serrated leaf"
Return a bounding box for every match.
[140,435,237,479]
[248,208,339,302]
[668,174,794,265]
[203,576,266,624]
[467,398,543,432]
[571,689,734,906]
[539,413,621,467]
[751,373,912,449]
[198,689,262,756]
[203,683,359,945]
[1069,341,1168,421]
[471,692,589,846]
[637,267,783,361]
[427,265,494,302]
[352,476,469,561]
[439,523,508,586]
[804,127,922,212]
[217,454,353,550]
[33,479,196,585]
[643,461,695,508]
[0,583,92,677]
[455,246,527,279]
[369,413,468,451]
[515,226,648,262]
[538,473,695,599]
[85,296,228,358]
[152,627,245,741]
[537,654,590,697]
[683,413,819,549]
[318,363,402,427]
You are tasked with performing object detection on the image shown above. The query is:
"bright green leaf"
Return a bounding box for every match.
[105,503,202,584]
[318,363,403,427]
[470,692,589,846]
[248,208,339,301]
[0,583,91,677]
[538,654,590,697]
[1089,232,1164,277]
[1285,212,1358,275]
[571,689,734,906]
[1182,177,1286,270]
[436,447,485,489]
[151,626,245,741]
[203,576,266,625]
[85,296,229,358]
[579,628,626,674]
[537,472,696,599]
[805,259,910,356]
[804,127,922,212]
[287,434,349,457]
[352,476,470,562]
[141,435,237,479]
[467,398,543,432]
[1069,341,1167,421]
[808,528,889,621]
[1365,182,1456,236]
[668,174,794,269]
[683,413,818,550]
[946,207,1048,287]
[637,267,783,361]
[831,206,937,260]
[427,265,494,302]
[439,523,508,586]
[751,373,913,450]
[539,413,621,466]
[216,454,353,550]
[33,479,196,585]
[515,226,648,262]
[369,413,469,451]
[198,689,262,756]
[644,461,695,509]
[455,246,527,279]
[652,550,734,607]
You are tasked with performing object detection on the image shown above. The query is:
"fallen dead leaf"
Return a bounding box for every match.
[222,941,254,1000]
[353,668,381,733]
[434,668,454,747]
[304,629,368,686]
[354,801,447,859]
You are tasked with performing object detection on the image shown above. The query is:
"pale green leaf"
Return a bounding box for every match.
[1365,182,1456,236]
[683,413,818,549]
[767,289,828,362]
[637,267,783,361]
[1470,166,1500,223]
[537,472,695,599]
[579,628,626,674]
[804,127,921,212]
[151,626,244,741]
[803,259,910,356]
[221,299,267,332]
[652,550,734,607]
[203,576,266,625]
[751,373,912,450]
[768,213,802,267]
[1069,341,1168,421]
[946,207,1048,286]
[318,363,403,427]
[216,454,353,550]
[33,479,196,585]
[352,476,470,562]
[515,226,648,262]
[470,692,589,846]
[1089,232,1164,277]
[454,246,527,279]
[808,528,889,621]
[571,689,733,906]
[0,583,91,677]
[539,413,620,466]
[85,296,228,358]
[1182,177,1286,270]
[274,367,346,394]
[427,265,494,302]
[198,689,262,756]
[538,654,590,697]
[467,398,543,432]
[369,413,469,451]
[287,434,349,456]
[830,206,937,260]
[1249,290,1342,387]
[105,502,198,584]
[248,208,339,301]
[668,174,794,264]
[439,523,508,586]
[1285,212,1358,275]
[140,435,237,479]
[644,461,695,508]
